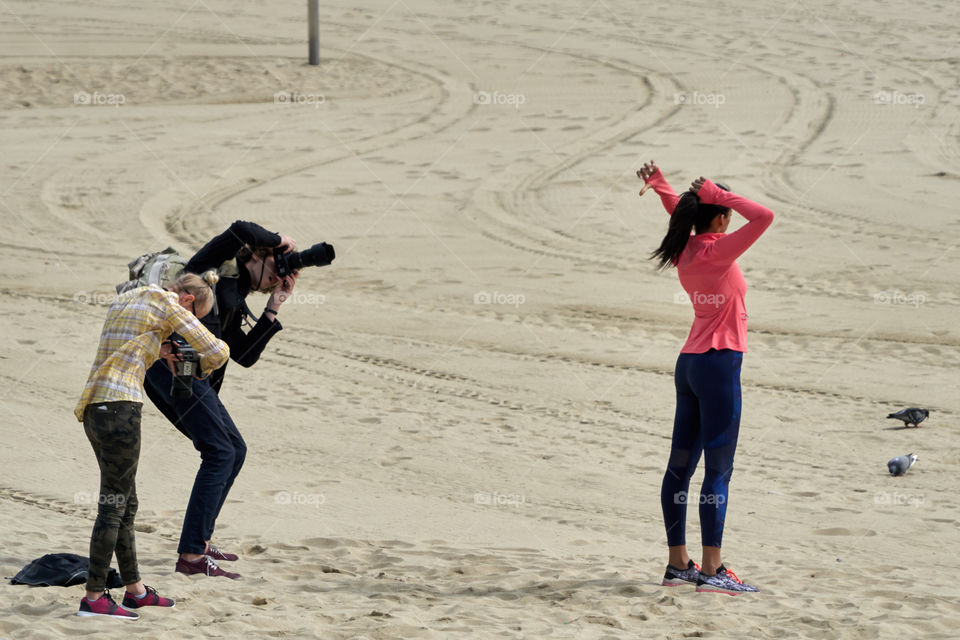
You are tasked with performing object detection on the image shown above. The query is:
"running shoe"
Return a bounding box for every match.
[77,591,139,620]
[175,555,242,580]
[205,544,238,561]
[695,564,759,595]
[121,585,176,609]
[662,559,701,586]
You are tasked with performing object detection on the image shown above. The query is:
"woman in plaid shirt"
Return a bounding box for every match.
[75,271,229,620]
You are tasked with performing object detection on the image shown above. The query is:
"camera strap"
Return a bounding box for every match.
[240,298,259,328]
[215,258,254,326]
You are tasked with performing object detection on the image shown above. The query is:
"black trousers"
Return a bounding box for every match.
[144,361,246,555]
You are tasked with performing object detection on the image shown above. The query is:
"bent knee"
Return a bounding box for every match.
[198,444,238,467]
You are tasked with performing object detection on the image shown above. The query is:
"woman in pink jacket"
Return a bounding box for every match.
[639,161,774,595]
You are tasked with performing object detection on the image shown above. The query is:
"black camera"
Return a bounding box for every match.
[167,339,200,399]
[273,242,335,278]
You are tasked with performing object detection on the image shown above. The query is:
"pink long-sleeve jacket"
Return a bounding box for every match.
[646,170,774,353]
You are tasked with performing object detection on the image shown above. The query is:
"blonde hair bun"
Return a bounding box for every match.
[202,270,220,287]
[170,271,217,312]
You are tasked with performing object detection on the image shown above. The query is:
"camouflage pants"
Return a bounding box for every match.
[82,401,142,591]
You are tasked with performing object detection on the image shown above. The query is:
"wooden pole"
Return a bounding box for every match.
[308,0,320,65]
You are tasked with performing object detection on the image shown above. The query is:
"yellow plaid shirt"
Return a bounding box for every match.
[75,285,230,421]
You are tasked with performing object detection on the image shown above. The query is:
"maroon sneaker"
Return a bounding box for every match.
[122,585,176,609]
[175,555,242,580]
[77,591,139,620]
[205,544,238,561]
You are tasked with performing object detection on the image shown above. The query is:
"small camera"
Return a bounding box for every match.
[167,339,200,399]
[273,242,335,278]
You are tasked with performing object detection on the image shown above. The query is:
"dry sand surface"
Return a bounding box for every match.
[1,0,959,638]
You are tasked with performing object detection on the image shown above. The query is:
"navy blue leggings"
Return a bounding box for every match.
[660,348,742,548]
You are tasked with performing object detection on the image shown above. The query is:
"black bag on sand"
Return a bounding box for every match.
[9,553,123,588]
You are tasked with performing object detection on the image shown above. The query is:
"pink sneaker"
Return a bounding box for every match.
[205,544,238,561]
[175,555,242,580]
[77,591,139,620]
[122,585,176,609]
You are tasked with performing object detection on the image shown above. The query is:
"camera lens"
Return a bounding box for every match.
[275,242,335,277]
[171,375,193,399]
[293,242,335,269]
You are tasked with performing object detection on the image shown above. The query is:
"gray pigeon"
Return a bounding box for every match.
[886,408,929,427]
[887,453,918,476]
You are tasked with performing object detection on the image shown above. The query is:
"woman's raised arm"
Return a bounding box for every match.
[637,161,680,215]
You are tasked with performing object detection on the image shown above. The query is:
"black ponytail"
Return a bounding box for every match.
[650,185,731,270]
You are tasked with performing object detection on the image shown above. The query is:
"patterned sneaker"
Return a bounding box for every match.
[175,555,242,580]
[205,544,238,561]
[662,559,701,586]
[696,565,759,595]
[77,591,139,620]
[122,585,176,609]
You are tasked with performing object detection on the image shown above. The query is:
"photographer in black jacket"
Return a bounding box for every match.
[143,221,299,579]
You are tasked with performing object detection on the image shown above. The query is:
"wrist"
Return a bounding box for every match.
[697,179,722,203]
[264,305,279,316]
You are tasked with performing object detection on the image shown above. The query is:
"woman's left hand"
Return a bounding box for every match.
[277,234,297,254]
[689,176,706,194]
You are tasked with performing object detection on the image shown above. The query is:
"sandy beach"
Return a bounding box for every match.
[1,0,958,637]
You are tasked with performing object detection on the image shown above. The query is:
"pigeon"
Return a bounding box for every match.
[887,453,918,476]
[886,408,929,427]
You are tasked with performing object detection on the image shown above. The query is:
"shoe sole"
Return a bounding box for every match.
[176,568,242,580]
[662,579,696,586]
[77,611,139,620]
[696,586,757,595]
[123,602,177,609]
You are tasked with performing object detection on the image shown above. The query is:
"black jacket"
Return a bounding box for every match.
[185,220,283,392]
[11,553,123,588]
